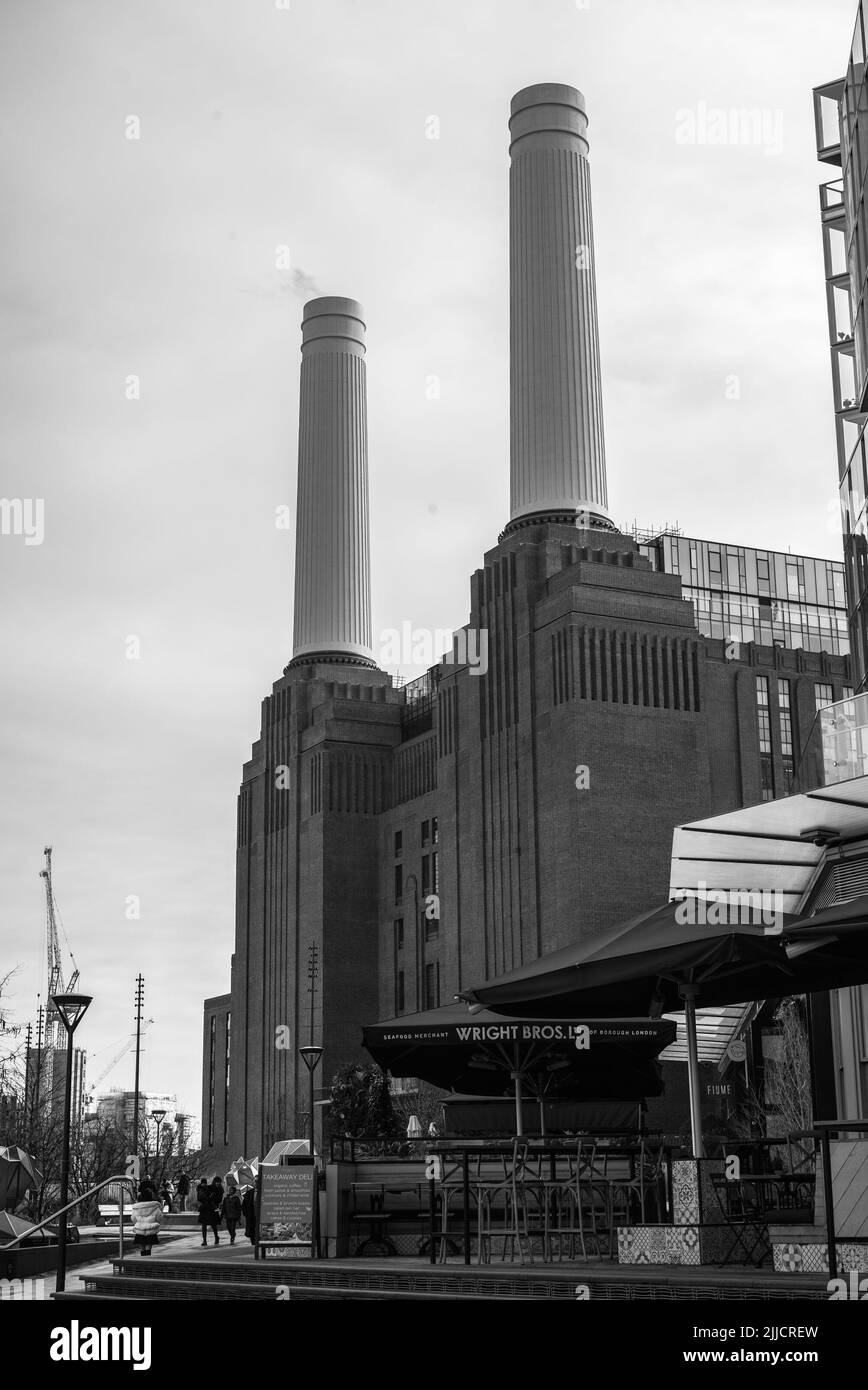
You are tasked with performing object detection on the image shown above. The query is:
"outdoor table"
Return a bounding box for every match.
[733,1172,815,1215]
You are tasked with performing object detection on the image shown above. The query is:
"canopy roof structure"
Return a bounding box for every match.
[666,773,868,1071]
[669,774,868,909]
[660,1002,755,1067]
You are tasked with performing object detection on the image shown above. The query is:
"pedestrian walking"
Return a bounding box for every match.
[138,1174,158,1203]
[211,1175,225,1214]
[241,1186,256,1245]
[176,1172,190,1212]
[197,1178,221,1246]
[223,1183,242,1244]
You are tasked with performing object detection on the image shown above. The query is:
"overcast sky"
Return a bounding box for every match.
[0,0,858,1121]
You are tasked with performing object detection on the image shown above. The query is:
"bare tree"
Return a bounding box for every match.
[728,997,814,1168]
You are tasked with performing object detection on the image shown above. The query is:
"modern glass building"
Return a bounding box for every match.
[639,532,848,656]
[815,6,868,686]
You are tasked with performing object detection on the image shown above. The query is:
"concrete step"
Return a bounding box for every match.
[62,1254,828,1302]
[53,1292,149,1301]
[62,1275,503,1301]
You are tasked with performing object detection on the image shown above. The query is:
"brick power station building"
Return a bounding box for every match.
[203,84,851,1168]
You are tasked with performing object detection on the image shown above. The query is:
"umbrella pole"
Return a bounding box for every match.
[681,986,705,1159]
[512,1070,523,1137]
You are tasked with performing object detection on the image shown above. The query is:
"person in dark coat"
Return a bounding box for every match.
[223,1183,243,1244]
[241,1187,256,1245]
[138,1174,158,1203]
[176,1172,190,1212]
[197,1178,220,1246]
[210,1175,225,1219]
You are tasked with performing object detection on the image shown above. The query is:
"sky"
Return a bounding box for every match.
[0,0,859,1121]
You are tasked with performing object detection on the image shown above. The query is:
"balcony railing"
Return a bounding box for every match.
[820,178,845,214]
[795,694,868,792]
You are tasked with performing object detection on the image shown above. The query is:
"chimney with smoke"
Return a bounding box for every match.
[507,83,612,532]
[290,296,376,667]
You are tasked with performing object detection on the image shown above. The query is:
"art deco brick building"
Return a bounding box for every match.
[203,84,850,1167]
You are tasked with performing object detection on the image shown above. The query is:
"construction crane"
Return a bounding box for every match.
[87,1020,153,1099]
[40,847,80,1049]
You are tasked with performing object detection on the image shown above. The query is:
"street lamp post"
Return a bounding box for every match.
[298,1044,324,1260]
[150,1109,166,1182]
[298,1045,323,1154]
[50,991,92,1294]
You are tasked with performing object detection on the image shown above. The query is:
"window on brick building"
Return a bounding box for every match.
[432,850,439,893]
[425,962,440,1009]
[778,679,795,795]
[394,863,403,905]
[421,855,430,897]
[396,970,405,1014]
[432,816,438,844]
[394,830,402,858]
[756,675,775,802]
[394,919,404,951]
[207,1015,216,1147]
[421,819,430,846]
[815,682,834,711]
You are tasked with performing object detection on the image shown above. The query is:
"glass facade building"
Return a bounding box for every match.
[815,5,868,686]
[639,533,848,656]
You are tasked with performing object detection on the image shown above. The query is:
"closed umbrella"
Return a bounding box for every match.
[406,1115,423,1139]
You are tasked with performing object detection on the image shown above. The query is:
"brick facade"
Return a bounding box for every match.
[207,524,851,1158]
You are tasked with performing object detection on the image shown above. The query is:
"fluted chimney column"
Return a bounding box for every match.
[291,297,375,666]
[507,83,612,531]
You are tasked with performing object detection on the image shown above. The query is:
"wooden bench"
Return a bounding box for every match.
[96,1205,134,1227]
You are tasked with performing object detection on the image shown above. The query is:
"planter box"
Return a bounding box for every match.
[1,1240,111,1281]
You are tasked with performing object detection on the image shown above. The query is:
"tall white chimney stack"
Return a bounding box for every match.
[291,297,375,667]
[507,84,612,531]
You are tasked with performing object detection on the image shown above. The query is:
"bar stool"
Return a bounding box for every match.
[548,1139,608,1261]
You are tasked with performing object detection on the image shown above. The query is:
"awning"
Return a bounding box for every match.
[660,1002,755,1066]
[666,775,868,1083]
[669,773,868,909]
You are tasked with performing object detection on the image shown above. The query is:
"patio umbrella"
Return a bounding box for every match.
[406,1115,423,1139]
[459,900,807,1156]
[0,1147,44,1210]
[781,893,868,983]
[363,1002,676,1136]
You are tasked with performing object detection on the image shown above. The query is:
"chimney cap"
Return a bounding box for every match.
[301,296,365,351]
[510,83,586,117]
[509,83,589,155]
[303,295,364,323]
